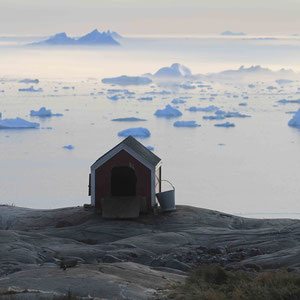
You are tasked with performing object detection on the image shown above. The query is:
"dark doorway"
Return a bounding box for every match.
[111,166,137,196]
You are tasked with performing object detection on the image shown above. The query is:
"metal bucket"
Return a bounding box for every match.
[156,180,176,212]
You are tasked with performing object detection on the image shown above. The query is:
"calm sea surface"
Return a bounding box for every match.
[0,36,300,218]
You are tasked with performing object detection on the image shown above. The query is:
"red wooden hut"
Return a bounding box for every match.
[89,136,162,215]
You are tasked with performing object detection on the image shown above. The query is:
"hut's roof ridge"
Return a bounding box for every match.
[92,136,161,168]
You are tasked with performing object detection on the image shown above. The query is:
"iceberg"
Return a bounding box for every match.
[30,107,63,117]
[154,63,192,78]
[118,127,151,138]
[102,75,152,86]
[0,117,40,129]
[137,97,152,101]
[107,89,134,95]
[154,104,182,118]
[172,98,186,104]
[179,84,196,90]
[215,110,251,118]
[19,78,39,84]
[278,99,300,104]
[220,31,246,36]
[198,84,211,88]
[62,145,74,150]
[111,117,146,122]
[173,121,201,127]
[18,86,43,92]
[145,90,171,95]
[275,79,293,85]
[288,109,300,127]
[203,115,225,120]
[107,95,124,100]
[215,110,226,115]
[214,122,235,127]
[187,105,219,112]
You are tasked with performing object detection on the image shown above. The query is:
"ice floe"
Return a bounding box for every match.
[111,117,146,122]
[178,84,196,90]
[18,86,43,92]
[137,97,152,101]
[187,105,219,112]
[102,75,152,86]
[62,145,74,150]
[288,109,300,127]
[278,99,300,104]
[203,115,225,120]
[214,122,235,127]
[0,117,40,129]
[30,107,63,117]
[275,79,293,85]
[118,127,151,138]
[107,95,125,100]
[145,90,171,95]
[215,110,251,118]
[154,104,182,118]
[173,121,201,127]
[19,79,39,84]
[172,98,186,104]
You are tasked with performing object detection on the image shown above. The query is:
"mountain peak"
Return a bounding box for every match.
[89,29,101,35]
[31,29,120,46]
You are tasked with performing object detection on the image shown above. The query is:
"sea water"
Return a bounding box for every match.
[0,36,300,218]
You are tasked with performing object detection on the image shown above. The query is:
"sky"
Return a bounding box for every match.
[0,0,300,36]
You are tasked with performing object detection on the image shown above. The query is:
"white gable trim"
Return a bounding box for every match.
[91,170,95,206]
[91,143,156,172]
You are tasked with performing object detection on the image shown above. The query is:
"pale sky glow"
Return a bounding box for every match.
[0,0,300,36]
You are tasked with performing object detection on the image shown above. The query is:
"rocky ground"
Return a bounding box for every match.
[1,205,300,299]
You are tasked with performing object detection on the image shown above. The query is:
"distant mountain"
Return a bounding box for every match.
[220,30,246,36]
[106,30,122,39]
[77,29,120,45]
[33,32,76,45]
[30,29,120,46]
